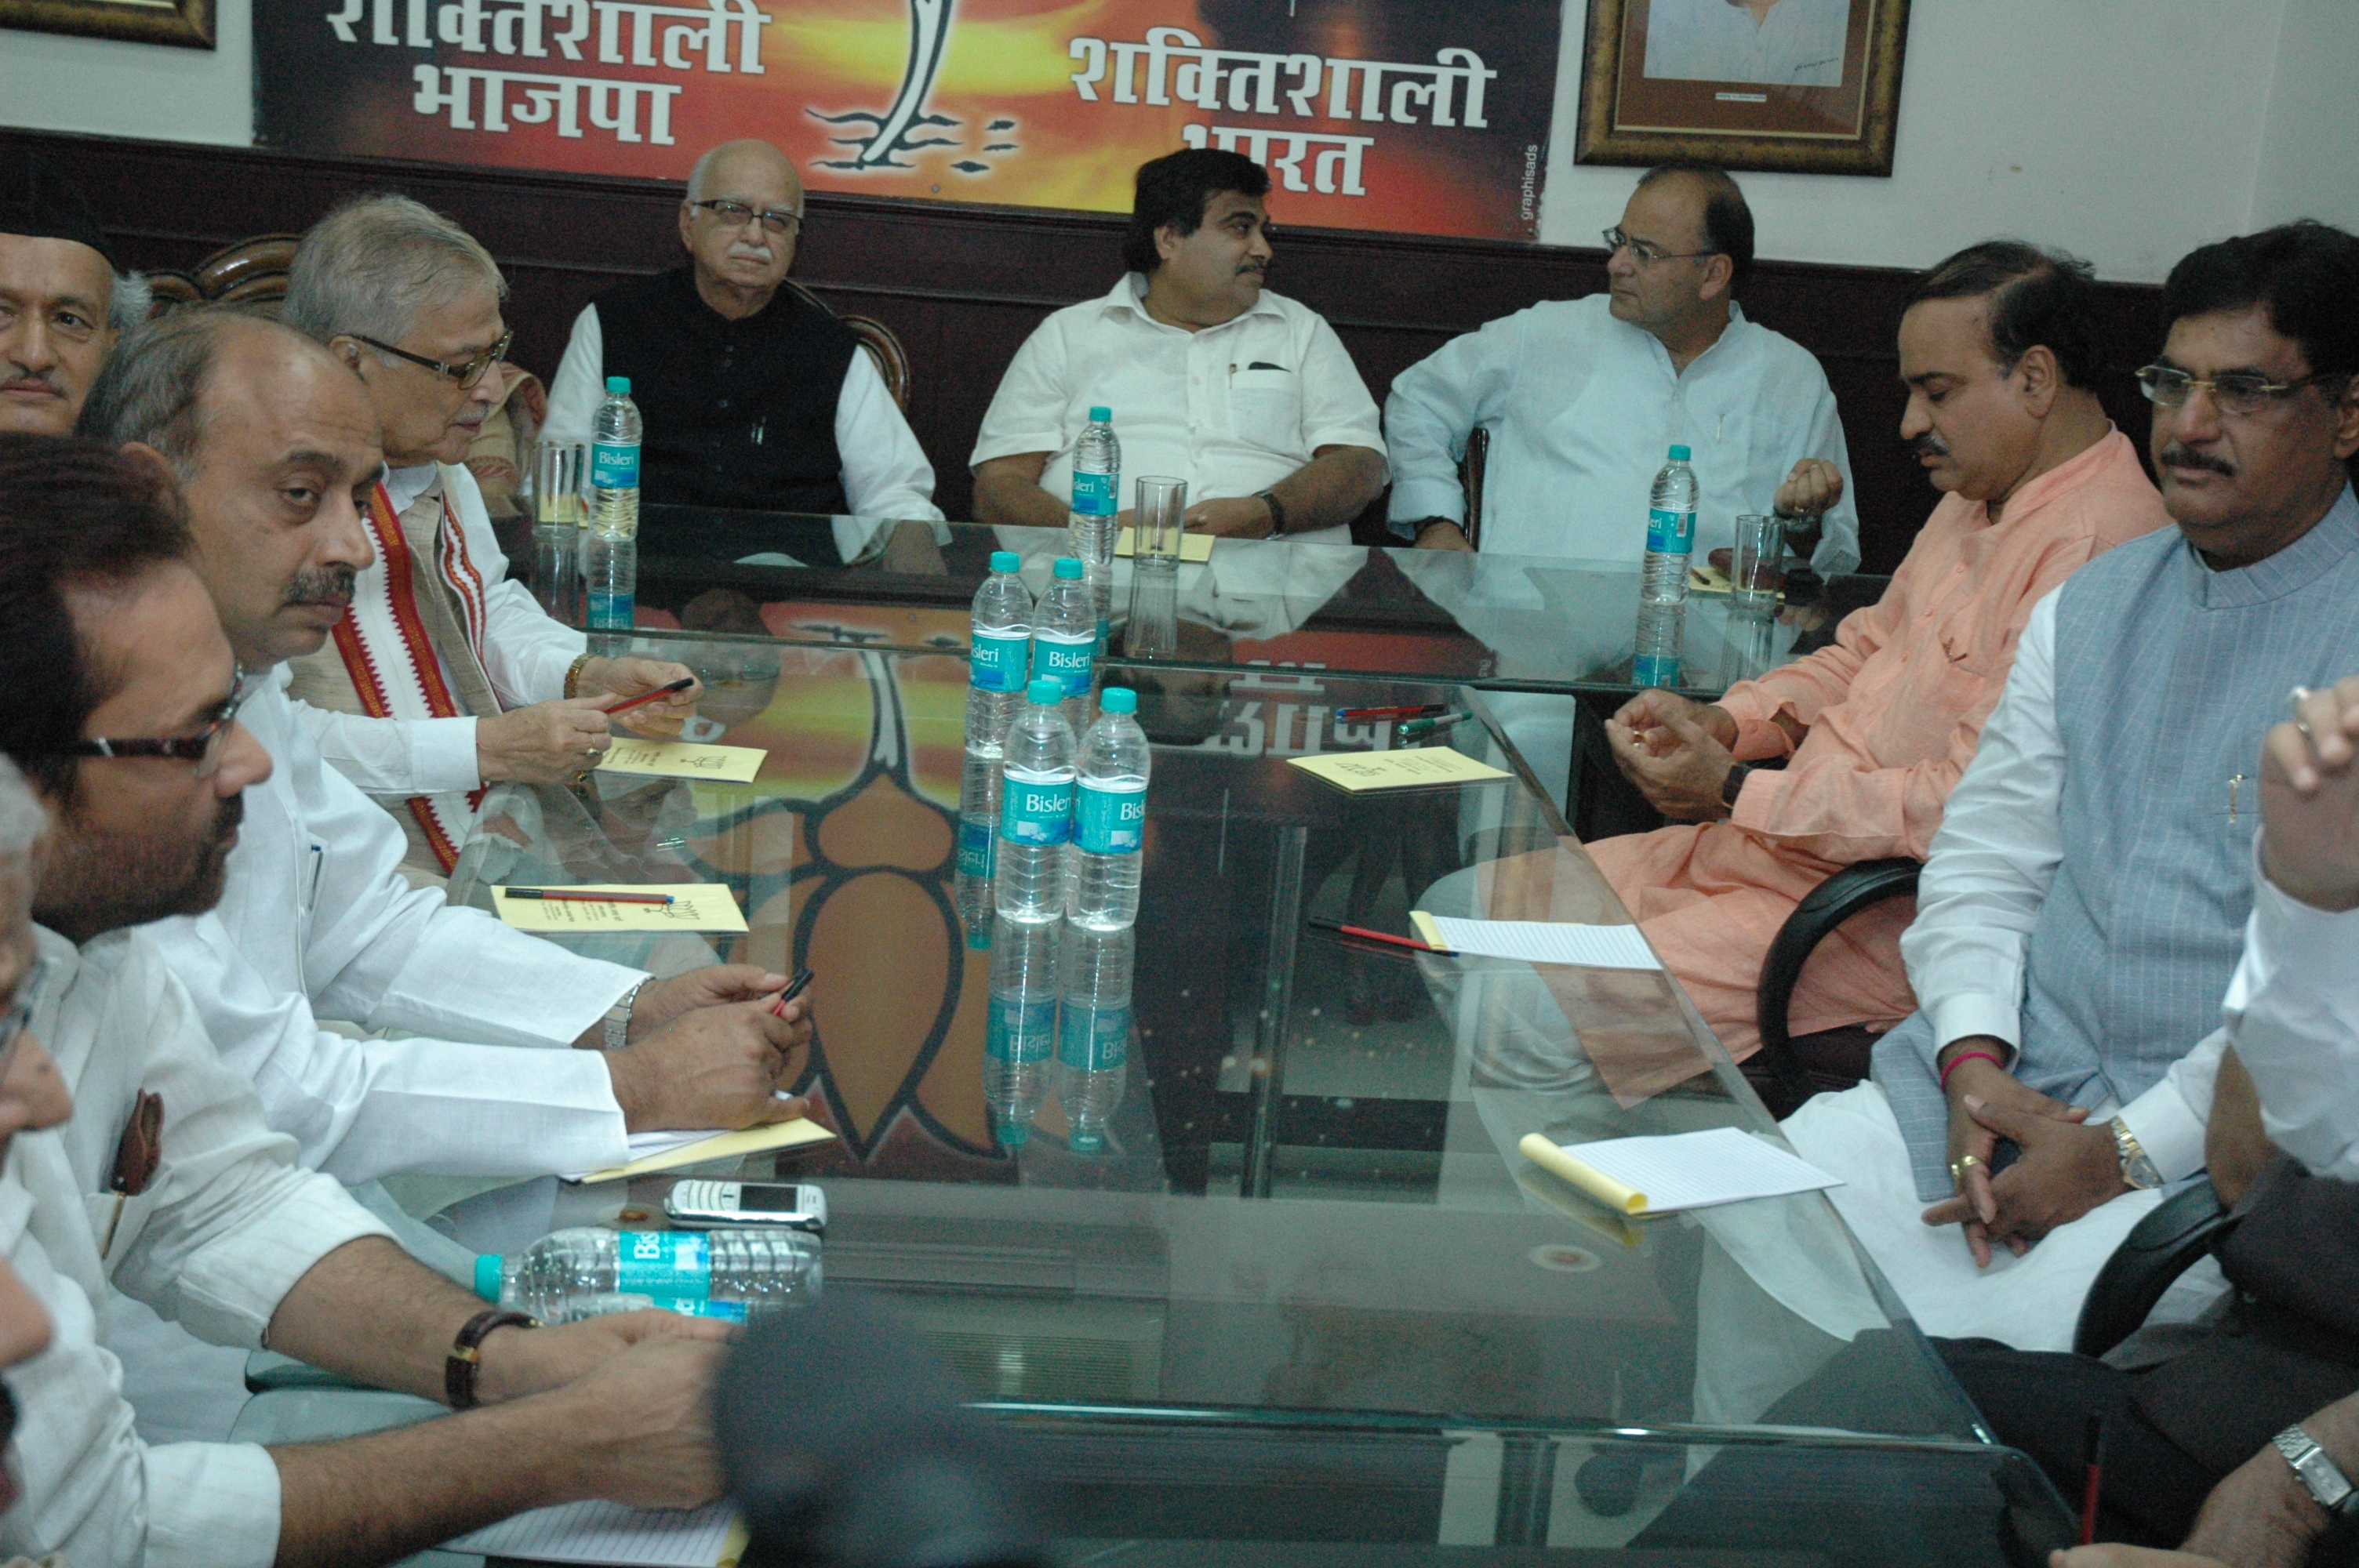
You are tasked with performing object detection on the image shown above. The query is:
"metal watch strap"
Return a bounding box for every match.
[604,978,647,1051]
[446,1308,536,1410]
[563,653,592,699]
[1721,763,1752,811]
[1256,489,1288,538]
[2274,1426,2359,1516]
[2110,1116,2163,1190]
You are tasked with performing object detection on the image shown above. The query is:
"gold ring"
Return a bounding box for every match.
[1949,1155,1984,1184]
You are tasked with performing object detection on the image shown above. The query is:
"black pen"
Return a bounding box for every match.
[769,966,816,1018]
[505,888,675,906]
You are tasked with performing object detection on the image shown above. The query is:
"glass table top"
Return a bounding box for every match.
[440,638,2066,1565]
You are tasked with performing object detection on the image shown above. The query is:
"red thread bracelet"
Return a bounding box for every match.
[1939,1048,2006,1091]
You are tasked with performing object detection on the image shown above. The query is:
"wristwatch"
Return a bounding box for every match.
[2108,1115,2162,1190]
[2274,1426,2359,1517]
[603,978,647,1051]
[1255,488,1289,538]
[1720,763,1752,812]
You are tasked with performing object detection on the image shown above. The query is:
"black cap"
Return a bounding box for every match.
[0,151,114,267]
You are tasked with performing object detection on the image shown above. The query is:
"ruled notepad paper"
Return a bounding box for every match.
[1423,916,1663,970]
[445,1500,743,1565]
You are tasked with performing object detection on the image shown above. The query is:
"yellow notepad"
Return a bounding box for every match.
[567,1119,838,1184]
[493,884,750,933]
[1289,747,1513,793]
[598,739,766,783]
[1114,527,1216,561]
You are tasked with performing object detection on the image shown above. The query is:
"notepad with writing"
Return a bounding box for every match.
[599,739,767,783]
[562,1117,838,1184]
[1415,914,1661,970]
[1518,1127,1840,1217]
[493,884,749,934]
[1114,527,1216,561]
[447,1500,747,1565]
[1288,748,1513,792]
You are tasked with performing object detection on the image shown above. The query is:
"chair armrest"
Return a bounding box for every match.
[2072,1177,2237,1359]
[1754,858,1921,1108]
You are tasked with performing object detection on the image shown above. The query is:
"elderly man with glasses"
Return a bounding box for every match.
[1386,161,1859,574]
[277,194,703,882]
[541,138,942,528]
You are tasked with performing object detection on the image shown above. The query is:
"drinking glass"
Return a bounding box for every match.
[530,442,587,623]
[1732,513,1785,620]
[533,441,586,528]
[1133,475,1187,562]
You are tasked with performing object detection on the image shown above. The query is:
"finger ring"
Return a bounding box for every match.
[2299,717,2317,743]
[2291,684,2314,717]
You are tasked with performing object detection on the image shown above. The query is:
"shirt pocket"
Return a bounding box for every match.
[1227,365,1303,453]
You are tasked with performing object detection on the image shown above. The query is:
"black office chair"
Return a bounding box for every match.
[2070,1177,2237,1358]
[1746,857,1922,1120]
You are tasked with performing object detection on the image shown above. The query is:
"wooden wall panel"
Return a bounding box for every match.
[5,129,2167,571]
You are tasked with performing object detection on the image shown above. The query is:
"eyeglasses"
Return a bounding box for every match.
[351,328,515,391]
[689,199,802,237]
[1603,227,1719,267]
[2136,363,2338,418]
[55,666,253,781]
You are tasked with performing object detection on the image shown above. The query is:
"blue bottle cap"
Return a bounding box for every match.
[473,1253,502,1302]
[1069,1129,1105,1154]
[1088,405,1111,423]
[1101,687,1138,714]
[1667,444,1691,461]
[998,1120,1031,1148]
[1052,557,1085,579]
[965,924,992,951]
[1028,677,1063,705]
[990,550,1021,572]
[605,376,631,395]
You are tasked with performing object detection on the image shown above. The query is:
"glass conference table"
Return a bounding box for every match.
[431,624,2070,1566]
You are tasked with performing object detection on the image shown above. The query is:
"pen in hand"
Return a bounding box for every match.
[603,676,697,717]
[769,966,816,1018]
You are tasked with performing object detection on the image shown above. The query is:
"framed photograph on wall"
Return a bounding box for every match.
[0,0,213,48]
[1576,0,1909,175]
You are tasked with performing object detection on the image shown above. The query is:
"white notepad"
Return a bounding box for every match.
[1520,1127,1841,1216]
[1422,915,1663,970]
[446,1499,744,1565]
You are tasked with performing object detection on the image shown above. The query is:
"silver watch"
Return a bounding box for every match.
[602,978,647,1051]
[2274,1425,2359,1516]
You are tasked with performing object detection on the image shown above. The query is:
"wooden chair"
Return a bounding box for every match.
[783,278,911,412]
[1458,426,1488,549]
[144,234,300,316]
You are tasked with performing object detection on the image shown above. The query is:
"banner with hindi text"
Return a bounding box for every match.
[255,0,1560,241]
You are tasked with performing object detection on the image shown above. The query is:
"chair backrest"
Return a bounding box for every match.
[144,234,301,317]
[1458,426,1488,549]
[783,278,911,411]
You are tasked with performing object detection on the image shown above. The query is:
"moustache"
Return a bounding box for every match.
[282,565,357,608]
[1908,431,1951,459]
[207,791,245,849]
[727,244,775,263]
[0,370,60,394]
[2158,442,2235,477]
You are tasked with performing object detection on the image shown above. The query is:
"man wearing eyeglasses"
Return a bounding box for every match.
[540,138,942,529]
[276,194,701,882]
[1386,162,1859,575]
[1763,220,2359,1356]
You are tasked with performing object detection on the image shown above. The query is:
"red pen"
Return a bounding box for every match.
[604,676,696,717]
[769,967,816,1018]
[1335,703,1448,721]
[1307,918,1452,954]
[2080,1410,2106,1544]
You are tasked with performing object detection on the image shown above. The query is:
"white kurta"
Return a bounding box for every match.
[139,676,638,1185]
[544,307,944,525]
[290,462,587,798]
[1,925,394,1568]
[1383,294,1860,575]
[2219,863,2359,1181]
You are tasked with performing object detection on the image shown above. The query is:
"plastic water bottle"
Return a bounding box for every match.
[590,376,642,541]
[474,1228,820,1323]
[959,550,1033,911]
[985,915,1059,1148]
[1056,924,1132,1153]
[1634,444,1698,688]
[1032,556,1096,738]
[585,529,636,644]
[996,677,1076,923]
[1068,406,1120,569]
[1069,687,1149,931]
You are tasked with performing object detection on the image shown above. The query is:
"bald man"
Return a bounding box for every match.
[542,138,941,527]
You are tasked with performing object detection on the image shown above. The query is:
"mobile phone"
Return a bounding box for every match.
[663,1179,827,1232]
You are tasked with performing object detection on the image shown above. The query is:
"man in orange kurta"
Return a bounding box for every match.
[1587,242,2173,1061]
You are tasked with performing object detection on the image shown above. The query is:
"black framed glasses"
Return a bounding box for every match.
[1602,226,1718,267]
[351,328,514,391]
[56,665,253,781]
[2136,363,2336,418]
[689,198,802,237]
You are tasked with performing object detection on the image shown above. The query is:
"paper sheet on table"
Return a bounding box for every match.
[446,1499,747,1565]
[1288,748,1512,793]
[564,1117,837,1184]
[1115,527,1216,561]
[1419,915,1661,970]
[493,884,749,933]
[598,739,766,783]
[1517,1127,1840,1217]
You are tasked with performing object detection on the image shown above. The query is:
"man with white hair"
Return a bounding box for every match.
[278,194,700,880]
[542,138,941,525]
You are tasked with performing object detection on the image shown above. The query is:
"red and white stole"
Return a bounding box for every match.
[326,471,501,873]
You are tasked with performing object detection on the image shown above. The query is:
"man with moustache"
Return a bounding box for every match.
[543,137,942,527]
[278,194,700,880]
[971,147,1387,544]
[1585,242,2168,1070]
[0,151,133,437]
[1774,221,2359,1352]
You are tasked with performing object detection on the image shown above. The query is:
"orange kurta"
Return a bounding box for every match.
[1587,428,2172,1058]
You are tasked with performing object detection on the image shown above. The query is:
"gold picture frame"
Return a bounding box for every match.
[0,0,214,49]
[1576,0,1909,176]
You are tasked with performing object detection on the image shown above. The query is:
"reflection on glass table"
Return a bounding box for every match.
[440,637,2066,1565]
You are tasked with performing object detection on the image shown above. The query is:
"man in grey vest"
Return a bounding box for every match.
[1779,220,2359,1352]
